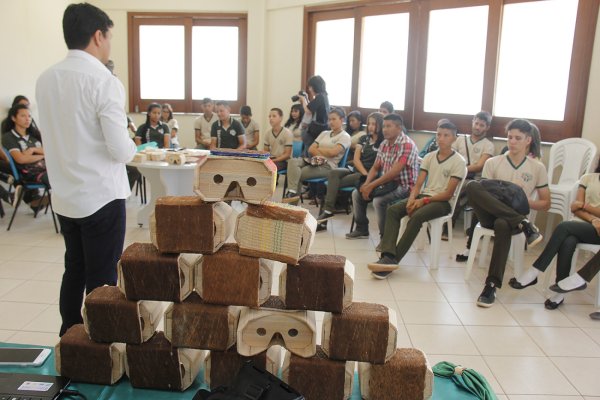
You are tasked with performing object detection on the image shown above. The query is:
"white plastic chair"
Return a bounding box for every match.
[544,138,597,240]
[463,194,538,281]
[399,167,467,270]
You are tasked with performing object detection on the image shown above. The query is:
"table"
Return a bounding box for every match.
[0,343,478,399]
[127,160,200,227]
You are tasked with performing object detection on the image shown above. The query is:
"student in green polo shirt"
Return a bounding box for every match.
[134,103,170,148]
[210,101,246,150]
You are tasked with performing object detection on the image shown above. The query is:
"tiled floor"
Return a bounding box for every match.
[1,187,600,399]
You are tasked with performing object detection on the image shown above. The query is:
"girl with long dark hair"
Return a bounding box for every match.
[134,103,170,148]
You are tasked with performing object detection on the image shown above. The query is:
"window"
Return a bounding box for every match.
[128,13,247,113]
[423,6,488,115]
[304,0,598,142]
[494,0,578,121]
[358,13,410,110]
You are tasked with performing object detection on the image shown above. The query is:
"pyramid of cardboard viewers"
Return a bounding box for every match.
[55,151,434,399]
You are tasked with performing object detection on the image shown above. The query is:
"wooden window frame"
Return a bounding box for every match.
[303,0,599,142]
[128,12,247,114]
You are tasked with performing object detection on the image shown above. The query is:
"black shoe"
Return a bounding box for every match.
[317,211,334,223]
[367,254,399,272]
[345,231,369,239]
[589,312,600,320]
[508,277,538,290]
[476,284,496,307]
[316,222,327,232]
[519,219,543,248]
[455,253,469,262]
[544,298,564,310]
[282,192,300,205]
[549,282,587,294]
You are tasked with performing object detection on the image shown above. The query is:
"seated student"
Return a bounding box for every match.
[450,111,495,250]
[367,120,466,279]
[2,105,50,203]
[285,103,304,143]
[1,95,42,137]
[161,103,179,148]
[510,163,600,309]
[466,119,550,307]
[282,108,351,204]
[210,101,246,150]
[318,112,384,223]
[345,114,420,247]
[379,101,394,116]
[195,98,218,149]
[263,108,293,170]
[346,110,366,151]
[240,105,260,150]
[134,103,171,149]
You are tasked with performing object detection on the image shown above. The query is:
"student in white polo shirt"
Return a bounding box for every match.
[194,98,218,149]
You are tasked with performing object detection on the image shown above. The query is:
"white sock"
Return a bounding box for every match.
[461,248,470,257]
[288,190,296,194]
[549,293,565,304]
[517,268,540,285]
[557,273,586,291]
[324,210,333,215]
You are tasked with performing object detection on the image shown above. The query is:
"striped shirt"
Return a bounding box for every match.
[375,133,420,188]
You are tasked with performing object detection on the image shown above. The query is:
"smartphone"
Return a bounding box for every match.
[0,348,51,367]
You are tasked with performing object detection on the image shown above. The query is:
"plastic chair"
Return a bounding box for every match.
[279,141,304,197]
[544,138,597,241]
[3,148,58,233]
[463,193,539,280]
[399,167,468,269]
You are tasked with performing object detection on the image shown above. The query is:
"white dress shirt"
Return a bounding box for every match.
[36,50,136,218]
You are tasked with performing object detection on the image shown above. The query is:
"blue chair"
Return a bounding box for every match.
[278,141,304,196]
[3,148,58,233]
[302,146,350,209]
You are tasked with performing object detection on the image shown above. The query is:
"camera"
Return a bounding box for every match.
[291,91,307,102]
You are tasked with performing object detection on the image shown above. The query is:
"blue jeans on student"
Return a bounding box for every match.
[57,199,126,336]
[352,185,410,237]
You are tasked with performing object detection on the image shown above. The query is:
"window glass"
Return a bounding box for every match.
[139,25,185,99]
[314,18,354,106]
[192,26,239,100]
[494,0,578,121]
[358,13,410,110]
[424,6,488,114]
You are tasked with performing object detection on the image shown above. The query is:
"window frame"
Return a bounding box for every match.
[128,12,247,114]
[303,0,599,142]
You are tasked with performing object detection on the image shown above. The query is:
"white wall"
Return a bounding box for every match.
[1,0,598,150]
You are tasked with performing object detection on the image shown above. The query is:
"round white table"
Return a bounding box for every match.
[127,160,198,227]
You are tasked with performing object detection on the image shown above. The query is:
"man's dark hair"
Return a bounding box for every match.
[270,108,283,117]
[63,3,113,50]
[329,107,346,121]
[438,119,458,135]
[380,101,394,114]
[383,113,403,127]
[216,101,230,108]
[240,105,252,116]
[474,110,492,126]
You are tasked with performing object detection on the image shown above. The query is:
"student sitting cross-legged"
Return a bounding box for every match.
[368,120,466,279]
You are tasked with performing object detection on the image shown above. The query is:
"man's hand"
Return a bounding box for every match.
[592,218,600,236]
[571,200,584,213]
[360,183,374,201]
[407,198,423,216]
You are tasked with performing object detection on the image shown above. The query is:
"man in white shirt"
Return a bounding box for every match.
[36,3,136,336]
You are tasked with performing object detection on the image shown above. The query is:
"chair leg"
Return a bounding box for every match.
[7,186,25,231]
[447,220,454,259]
[429,220,443,270]
[464,229,484,280]
[47,194,59,234]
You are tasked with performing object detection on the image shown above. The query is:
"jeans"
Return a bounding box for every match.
[380,198,451,262]
[352,184,411,237]
[57,199,126,336]
[533,220,600,282]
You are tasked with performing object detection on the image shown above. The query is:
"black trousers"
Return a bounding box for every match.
[57,199,126,336]
[466,181,525,288]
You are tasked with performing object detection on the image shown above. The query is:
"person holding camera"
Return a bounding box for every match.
[282,108,350,205]
[296,75,330,154]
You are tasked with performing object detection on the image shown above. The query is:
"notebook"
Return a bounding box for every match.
[0,372,71,400]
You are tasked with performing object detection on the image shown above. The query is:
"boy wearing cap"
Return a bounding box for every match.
[368,120,466,279]
[194,98,218,149]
